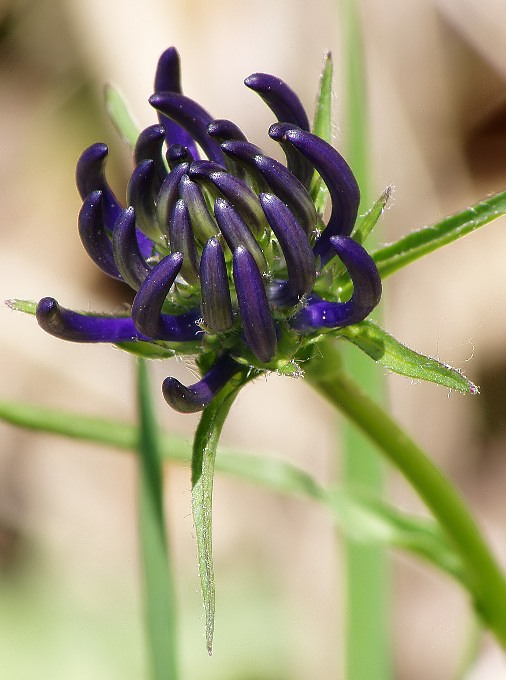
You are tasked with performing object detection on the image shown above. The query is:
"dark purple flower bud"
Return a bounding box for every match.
[270,124,360,263]
[207,119,248,143]
[244,73,310,132]
[221,140,317,235]
[188,161,265,236]
[167,144,193,169]
[149,91,225,165]
[78,190,123,281]
[153,47,199,158]
[244,73,312,187]
[36,297,147,343]
[169,200,199,285]
[178,174,217,242]
[162,353,240,413]
[127,159,161,243]
[200,237,234,333]
[134,124,167,185]
[156,162,190,236]
[75,143,122,229]
[265,121,314,189]
[214,198,266,272]
[291,236,382,332]
[260,193,315,304]
[207,120,248,178]
[112,207,151,289]
[131,252,201,340]
[233,246,277,363]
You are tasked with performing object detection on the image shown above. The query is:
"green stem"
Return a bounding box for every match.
[137,359,179,679]
[341,0,391,676]
[306,341,506,647]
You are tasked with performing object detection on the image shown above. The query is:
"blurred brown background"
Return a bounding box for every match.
[1,0,506,677]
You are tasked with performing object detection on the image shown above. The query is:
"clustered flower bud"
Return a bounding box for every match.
[35,47,382,413]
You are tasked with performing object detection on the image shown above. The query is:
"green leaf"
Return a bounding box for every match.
[341,320,477,393]
[190,374,250,655]
[0,399,466,584]
[310,52,333,214]
[327,488,466,584]
[372,190,506,278]
[104,83,140,149]
[136,359,179,679]
[351,187,392,245]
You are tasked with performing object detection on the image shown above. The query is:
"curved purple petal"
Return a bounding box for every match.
[169,199,199,285]
[162,353,240,413]
[127,159,160,242]
[153,47,199,157]
[178,174,217,242]
[36,297,147,343]
[260,193,315,304]
[75,143,122,229]
[167,144,194,169]
[221,140,317,235]
[244,74,312,186]
[265,121,314,189]
[134,124,167,185]
[149,91,224,164]
[207,119,248,142]
[214,198,266,272]
[131,252,201,340]
[112,207,151,289]
[78,190,122,281]
[291,236,382,332]
[200,237,234,333]
[156,162,190,236]
[188,161,265,236]
[233,246,277,363]
[270,124,360,263]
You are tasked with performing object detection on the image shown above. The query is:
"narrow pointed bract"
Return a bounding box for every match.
[31,46,382,414]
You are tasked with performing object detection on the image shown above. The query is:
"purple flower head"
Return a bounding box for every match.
[30,47,382,412]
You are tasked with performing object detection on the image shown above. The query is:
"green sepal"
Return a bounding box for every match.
[340,320,477,394]
[310,52,333,214]
[103,83,140,149]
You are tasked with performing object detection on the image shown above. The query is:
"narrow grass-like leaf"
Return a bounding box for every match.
[372,190,506,278]
[104,84,140,149]
[136,359,178,679]
[310,52,333,214]
[351,187,392,245]
[0,399,465,583]
[191,373,250,655]
[341,320,477,393]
